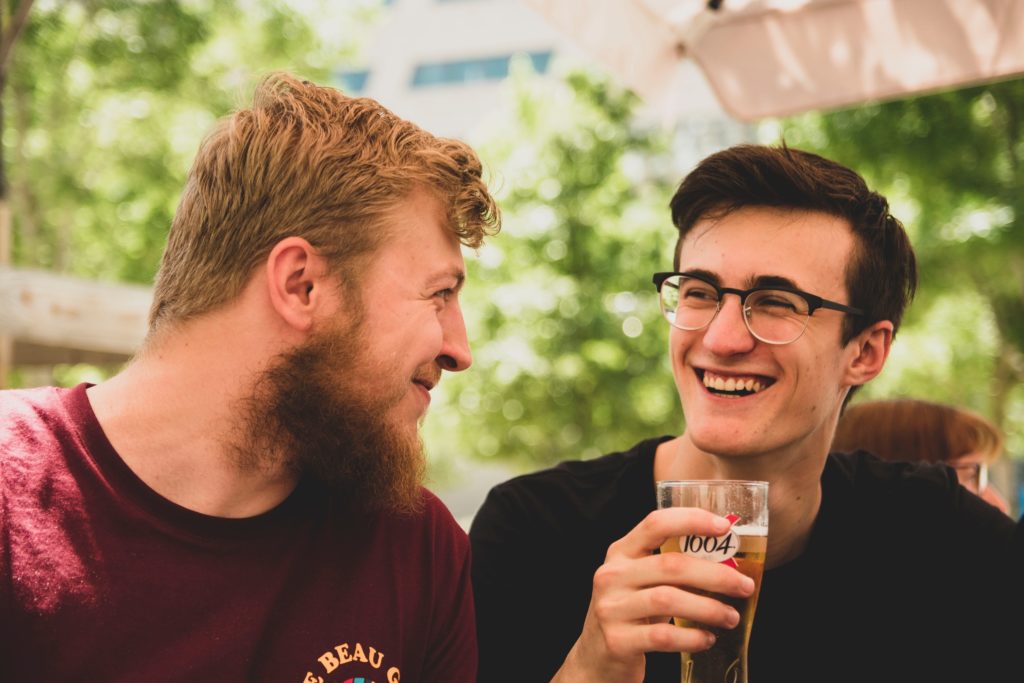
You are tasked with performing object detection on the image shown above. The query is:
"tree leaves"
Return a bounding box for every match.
[5,0,365,282]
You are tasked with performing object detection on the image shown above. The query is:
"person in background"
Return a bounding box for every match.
[833,398,1012,514]
[0,72,499,681]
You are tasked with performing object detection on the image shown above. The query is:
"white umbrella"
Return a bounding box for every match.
[524,0,1024,121]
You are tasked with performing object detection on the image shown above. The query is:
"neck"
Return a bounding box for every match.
[654,431,831,569]
[87,314,300,518]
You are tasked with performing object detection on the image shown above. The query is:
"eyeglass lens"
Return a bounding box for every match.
[952,463,984,493]
[659,275,810,344]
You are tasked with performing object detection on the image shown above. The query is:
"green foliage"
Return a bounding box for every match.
[424,66,682,468]
[776,78,1024,455]
[5,0,372,283]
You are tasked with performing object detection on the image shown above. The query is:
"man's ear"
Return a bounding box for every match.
[265,237,330,332]
[843,320,894,386]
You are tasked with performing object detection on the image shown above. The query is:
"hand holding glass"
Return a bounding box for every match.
[656,480,769,683]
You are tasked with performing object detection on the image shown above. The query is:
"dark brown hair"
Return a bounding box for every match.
[149,72,500,330]
[832,398,1004,464]
[670,144,917,344]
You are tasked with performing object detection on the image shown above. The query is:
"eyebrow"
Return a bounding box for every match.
[681,269,802,291]
[428,268,466,290]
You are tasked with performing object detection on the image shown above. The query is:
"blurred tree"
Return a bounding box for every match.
[777,78,1024,453]
[425,65,683,469]
[0,0,34,242]
[4,0,372,283]
[1,0,377,388]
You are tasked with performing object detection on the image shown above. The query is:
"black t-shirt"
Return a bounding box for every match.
[470,436,1018,682]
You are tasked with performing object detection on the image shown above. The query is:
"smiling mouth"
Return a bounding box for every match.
[698,369,773,398]
[413,367,441,391]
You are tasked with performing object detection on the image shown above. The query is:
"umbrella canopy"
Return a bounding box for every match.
[525,0,1024,121]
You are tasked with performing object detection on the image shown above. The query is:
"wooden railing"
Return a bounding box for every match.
[0,266,151,386]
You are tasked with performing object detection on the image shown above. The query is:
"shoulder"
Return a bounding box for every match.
[823,449,1014,537]
[491,435,669,495]
[1,385,84,488]
[479,436,668,513]
[367,488,470,566]
[1,385,73,440]
[379,488,468,543]
[825,449,960,503]
[470,436,670,544]
[419,488,469,545]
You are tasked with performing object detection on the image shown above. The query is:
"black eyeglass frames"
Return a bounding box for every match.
[652,271,863,345]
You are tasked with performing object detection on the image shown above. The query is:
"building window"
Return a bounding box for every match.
[411,51,553,87]
[335,69,370,94]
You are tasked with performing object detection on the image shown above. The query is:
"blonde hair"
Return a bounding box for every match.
[832,398,1004,464]
[149,72,500,329]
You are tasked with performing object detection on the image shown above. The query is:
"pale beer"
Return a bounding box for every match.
[661,527,766,683]
[656,480,768,683]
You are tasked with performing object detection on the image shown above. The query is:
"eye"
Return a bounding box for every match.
[760,296,795,310]
[433,288,454,302]
[679,282,718,304]
[684,289,715,301]
[750,290,805,314]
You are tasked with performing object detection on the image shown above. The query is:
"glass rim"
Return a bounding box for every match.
[657,479,769,487]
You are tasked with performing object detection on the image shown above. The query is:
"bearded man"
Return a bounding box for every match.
[0,73,499,682]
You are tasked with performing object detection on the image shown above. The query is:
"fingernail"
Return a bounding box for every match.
[743,576,755,593]
[728,609,741,627]
[706,632,717,648]
[713,515,731,533]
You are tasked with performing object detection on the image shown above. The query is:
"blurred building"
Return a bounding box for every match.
[338,0,565,140]
[336,0,751,160]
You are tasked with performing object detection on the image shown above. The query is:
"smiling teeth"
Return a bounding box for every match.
[703,373,764,394]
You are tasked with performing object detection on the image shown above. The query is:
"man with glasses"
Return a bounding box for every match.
[470,144,1017,682]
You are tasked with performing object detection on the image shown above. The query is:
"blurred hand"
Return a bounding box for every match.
[550,508,756,683]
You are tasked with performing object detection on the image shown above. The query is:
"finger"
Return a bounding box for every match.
[595,582,742,632]
[654,550,757,598]
[594,549,756,599]
[603,619,718,656]
[607,507,733,559]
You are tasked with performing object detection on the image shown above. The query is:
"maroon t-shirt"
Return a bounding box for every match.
[0,383,476,682]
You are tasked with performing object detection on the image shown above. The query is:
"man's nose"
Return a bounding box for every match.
[437,304,472,372]
[701,295,757,355]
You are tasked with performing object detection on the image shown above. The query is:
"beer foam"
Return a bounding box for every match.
[731,524,768,536]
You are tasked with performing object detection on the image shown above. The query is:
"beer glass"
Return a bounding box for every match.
[656,480,769,683]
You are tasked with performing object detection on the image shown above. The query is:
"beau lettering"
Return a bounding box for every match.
[301,641,400,683]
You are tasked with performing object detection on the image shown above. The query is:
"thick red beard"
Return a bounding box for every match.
[235,316,426,515]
